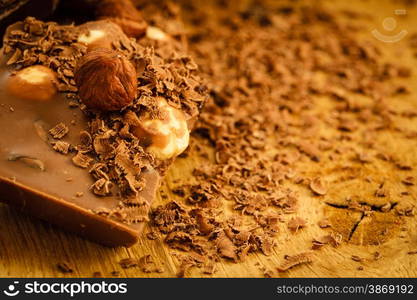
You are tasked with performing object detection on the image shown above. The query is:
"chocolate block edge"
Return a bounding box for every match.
[0,172,160,247]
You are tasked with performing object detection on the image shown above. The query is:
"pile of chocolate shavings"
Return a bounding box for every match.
[137,0,417,274]
[3,17,85,92]
[3,16,207,223]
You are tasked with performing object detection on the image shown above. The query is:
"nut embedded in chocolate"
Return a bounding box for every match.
[77,20,133,52]
[6,65,58,102]
[125,97,190,160]
[75,48,137,111]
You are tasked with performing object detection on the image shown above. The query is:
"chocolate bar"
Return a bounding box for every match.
[0,17,206,246]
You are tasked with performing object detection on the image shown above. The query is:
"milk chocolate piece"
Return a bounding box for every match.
[0,65,160,246]
[0,18,206,246]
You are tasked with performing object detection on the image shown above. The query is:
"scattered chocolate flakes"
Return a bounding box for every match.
[215,230,238,260]
[202,263,217,275]
[56,262,73,274]
[174,254,200,278]
[277,252,313,272]
[395,161,413,171]
[134,0,417,270]
[395,202,415,216]
[288,217,307,233]
[49,122,69,139]
[119,258,138,269]
[90,178,113,196]
[146,231,159,240]
[312,233,342,250]
[402,176,414,186]
[138,255,164,273]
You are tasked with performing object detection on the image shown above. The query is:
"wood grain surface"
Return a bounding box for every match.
[1,0,417,278]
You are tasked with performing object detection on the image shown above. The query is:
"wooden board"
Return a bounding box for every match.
[1,0,417,278]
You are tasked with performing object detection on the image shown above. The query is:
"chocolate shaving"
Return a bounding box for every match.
[49,122,69,139]
[119,258,138,269]
[312,233,342,249]
[72,152,93,169]
[288,217,307,232]
[215,230,238,260]
[309,178,328,195]
[138,255,163,273]
[52,141,71,154]
[277,252,313,272]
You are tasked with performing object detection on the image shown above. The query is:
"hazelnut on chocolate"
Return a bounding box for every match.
[146,26,169,41]
[77,20,132,51]
[6,65,57,102]
[125,97,190,160]
[74,48,137,111]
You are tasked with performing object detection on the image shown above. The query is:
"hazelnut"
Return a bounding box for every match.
[95,0,147,38]
[75,48,137,111]
[125,97,190,160]
[6,65,57,102]
[77,21,131,51]
[146,26,169,41]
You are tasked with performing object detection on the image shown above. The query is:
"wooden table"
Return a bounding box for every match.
[1,0,417,277]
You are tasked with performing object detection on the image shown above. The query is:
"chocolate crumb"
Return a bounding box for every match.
[263,269,274,278]
[202,263,217,275]
[138,255,163,273]
[309,178,328,195]
[57,262,73,274]
[119,258,138,269]
[373,251,381,260]
[146,231,159,240]
[318,218,331,228]
[288,217,307,232]
[351,255,363,262]
[110,271,120,277]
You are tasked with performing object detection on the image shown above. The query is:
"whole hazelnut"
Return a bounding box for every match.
[95,0,148,38]
[75,48,137,111]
